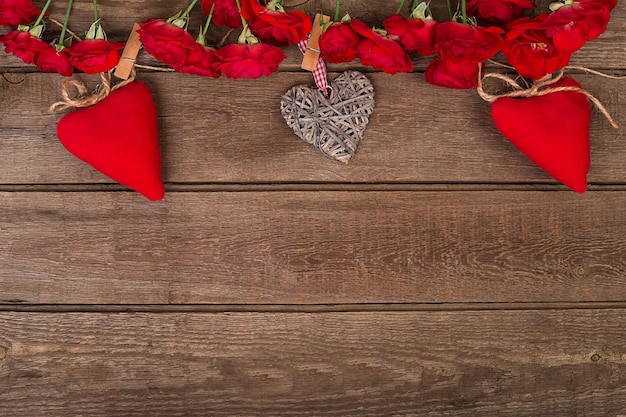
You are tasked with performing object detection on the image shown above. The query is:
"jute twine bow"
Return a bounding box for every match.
[49,69,136,113]
[477,65,619,129]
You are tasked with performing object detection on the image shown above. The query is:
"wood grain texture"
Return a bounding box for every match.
[1,2,625,414]
[1,191,624,305]
[1,72,624,185]
[1,310,625,416]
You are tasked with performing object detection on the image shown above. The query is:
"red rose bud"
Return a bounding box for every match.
[0,0,40,27]
[0,29,46,64]
[319,21,360,64]
[249,9,312,46]
[350,19,413,74]
[67,40,125,74]
[383,14,437,56]
[503,15,571,80]
[542,0,614,53]
[34,46,74,76]
[138,19,199,67]
[202,0,243,29]
[466,0,535,27]
[174,44,221,78]
[139,20,221,77]
[434,21,504,64]
[214,43,286,79]
[425,58,482,89]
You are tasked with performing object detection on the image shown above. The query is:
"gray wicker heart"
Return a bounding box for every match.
[280,70,375,163]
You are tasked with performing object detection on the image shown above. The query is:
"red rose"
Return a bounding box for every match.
[542,0,614,53]
[202,0,242,29]
[594,0,617,8]
[0,29,46,64]
[350,18,413,74]
[383,14,437,56]
[425,58,481,89]
[319,22,360,64]
[466,0,535,27]
[0,0,40,27]
[214,43,286,79]
[239,0,265,21]
[34,46,73,76]
[67,39,124,74]
[138,20,199,67]
[249,9,312,46]
[0,29,73,76]
[503,16,571,80]
[175,44,221,78]
[434,21,504,64]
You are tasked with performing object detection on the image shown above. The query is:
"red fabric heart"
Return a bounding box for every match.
[57,81,164,201]
[491,77,591,193]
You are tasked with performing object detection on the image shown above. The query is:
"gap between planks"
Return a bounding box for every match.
[1,301,626,313]
[2,183,626,192]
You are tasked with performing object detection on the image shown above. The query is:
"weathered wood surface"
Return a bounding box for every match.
[1,1,626,415]
[1,191,625,305]
[1,310,625,417]
[0,72,624,185]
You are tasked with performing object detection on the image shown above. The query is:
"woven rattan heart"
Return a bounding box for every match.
[281,70,375,163]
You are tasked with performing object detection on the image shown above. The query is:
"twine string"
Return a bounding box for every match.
[477,66,619,129]
[565,65,626,80]
[48,17,82,41]
[134,63,175,71]
[49,69,136,113]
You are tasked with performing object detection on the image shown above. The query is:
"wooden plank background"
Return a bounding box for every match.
[1,0,625,415]
[1,311,625,417]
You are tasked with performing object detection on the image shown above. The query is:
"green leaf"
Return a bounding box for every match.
[55,36,73,52]
[28,24,44,38]
[86,20,107,40]
[411,2,432,20]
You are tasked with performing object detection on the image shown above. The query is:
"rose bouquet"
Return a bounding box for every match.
[1,0,616,83]
[316,0,616,88]
[319,2,414,74]
[0,0,125,75]
[137,0,315,79]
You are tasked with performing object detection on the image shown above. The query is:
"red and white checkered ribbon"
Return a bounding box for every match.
[298,39,329,97]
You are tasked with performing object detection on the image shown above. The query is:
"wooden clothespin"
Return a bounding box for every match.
[114,23,142,80]
[301,13,331,72]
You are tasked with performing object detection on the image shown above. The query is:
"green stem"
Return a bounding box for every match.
[461,0,467,23]
[198,3,215,45]
[32,0,53,27]
[59,0,74,43]
[532,0,539,17]
[203,3,215,35]
[445,0,453,20]
[168,0,199,28]
[396,0,406,14]
[234,0,247,27]
[183,0,200,18]
[334,0,340,22]
[93,0,99,21]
